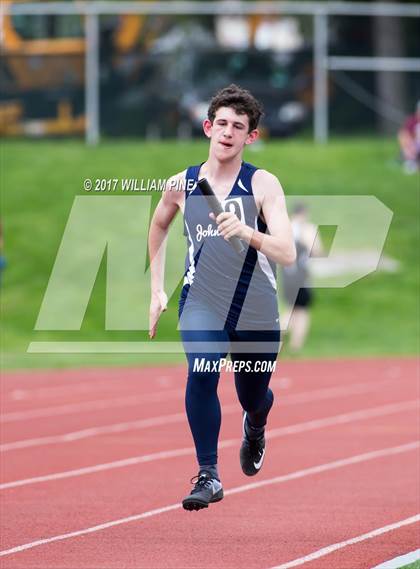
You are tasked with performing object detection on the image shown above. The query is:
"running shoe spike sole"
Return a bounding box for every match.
[182,490,224,511]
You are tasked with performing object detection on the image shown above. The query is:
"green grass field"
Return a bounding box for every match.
[401,560,420,569]
[1,137,419,369]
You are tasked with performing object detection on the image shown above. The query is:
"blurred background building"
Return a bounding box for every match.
[0,0,419,143]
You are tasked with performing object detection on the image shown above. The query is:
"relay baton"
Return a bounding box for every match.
[197,178,245,255]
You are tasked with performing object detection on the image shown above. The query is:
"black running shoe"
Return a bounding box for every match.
[240,413,266,476]
[182,470,224,511]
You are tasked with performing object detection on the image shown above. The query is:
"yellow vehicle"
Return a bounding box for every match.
[0,0,149,137]
[0,0,86,135]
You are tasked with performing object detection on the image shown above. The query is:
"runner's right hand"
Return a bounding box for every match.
[149,291,168,339]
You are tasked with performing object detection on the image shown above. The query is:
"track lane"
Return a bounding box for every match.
[1,399,418,492]
[1,358,418,568]
[1,366,183,410]
[2,358,414,413]
[1,380,417,481]
[1,442,418,568]
[1,405,418,554]
[270,519,420,569]
[1,372,410,439]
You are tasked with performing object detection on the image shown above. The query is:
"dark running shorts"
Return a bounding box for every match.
[294,287,313,308]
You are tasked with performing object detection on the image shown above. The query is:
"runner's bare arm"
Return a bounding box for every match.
[148,171,185,338]
[214,170,296,266]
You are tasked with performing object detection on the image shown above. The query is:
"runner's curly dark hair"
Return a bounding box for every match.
[207,84,264,132]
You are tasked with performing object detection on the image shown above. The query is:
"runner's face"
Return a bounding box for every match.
[203,107,258,161]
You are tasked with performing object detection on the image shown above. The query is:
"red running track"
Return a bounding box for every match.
[0,357,419,568]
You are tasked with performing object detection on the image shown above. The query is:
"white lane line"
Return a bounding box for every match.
[1,398,418,453]
[0,411,186,452]
[1,376,404,423]
[0,441,417,558]
[1,388,185,422]
[5,378,153,401]
[266,399,419,440]
[278,379,398,405]
[3,372,178,400]
[0,402,235,452]
[1,376,255,422]
[370,548,420,569]
[1,400,418,490]
[269,515,420,569]
[0,447,195,490]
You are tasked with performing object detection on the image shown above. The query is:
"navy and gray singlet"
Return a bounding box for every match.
[179,161,279,332]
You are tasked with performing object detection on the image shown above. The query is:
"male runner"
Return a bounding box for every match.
[149,84,296,511]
